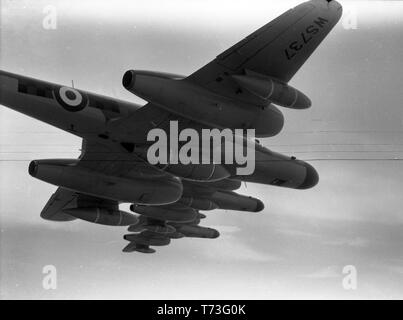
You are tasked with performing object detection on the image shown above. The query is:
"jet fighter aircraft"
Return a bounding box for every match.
[0,0,342,253]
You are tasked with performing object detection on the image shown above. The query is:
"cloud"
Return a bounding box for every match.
[201,234,280,263]
[387,266,403,276]
[275,228,318,238]
[302,266,341,279]
[209,225,241,234]
[377,259,403,276]
[324,237,370,248]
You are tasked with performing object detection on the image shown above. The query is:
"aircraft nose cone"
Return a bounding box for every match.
[297,163,319,189]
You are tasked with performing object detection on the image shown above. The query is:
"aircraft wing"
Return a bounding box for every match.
[40,188,79,221]
[40,138,171,222]
[39,141,125,222]
[106,101,206,144]
[41,187,120,222]
[77,138,168,179]
[187,0,342,95]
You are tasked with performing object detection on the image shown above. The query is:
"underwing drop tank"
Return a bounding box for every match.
[63,207,138,226]
[231,70,311,109]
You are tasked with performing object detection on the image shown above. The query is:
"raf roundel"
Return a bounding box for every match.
[54,86,88,112]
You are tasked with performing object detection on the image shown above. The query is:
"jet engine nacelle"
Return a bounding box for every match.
[173,225,220,239]
[232,71,311,109]
[162,163,230,182]
[179,196,219,211]
[128,216,176,234]
[122,70,284,138]
[128,223,176,234]
[124,232,171,246]
[28,159,182,205]
[63,207,138,226]
[130,204,197,223]
[211,190,264,212]
[168,232,185,239]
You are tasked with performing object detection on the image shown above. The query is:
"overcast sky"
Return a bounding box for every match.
[1,0,403,299]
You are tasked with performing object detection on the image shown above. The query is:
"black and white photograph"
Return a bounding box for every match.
[0,0,402,302]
